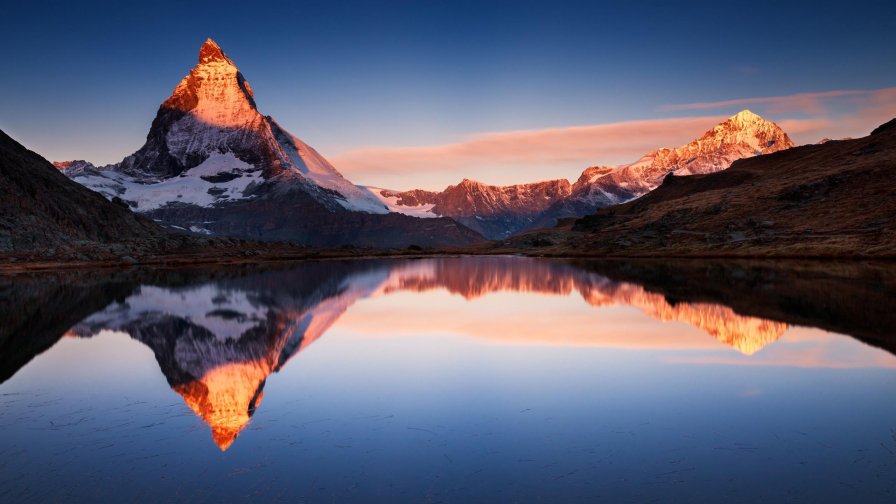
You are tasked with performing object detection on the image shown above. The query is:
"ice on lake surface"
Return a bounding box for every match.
[1,256,895,503]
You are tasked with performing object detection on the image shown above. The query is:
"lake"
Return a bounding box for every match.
[1,256,895,503]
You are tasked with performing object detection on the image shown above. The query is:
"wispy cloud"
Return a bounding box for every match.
[742,87,896,139]
[658,88,887,114]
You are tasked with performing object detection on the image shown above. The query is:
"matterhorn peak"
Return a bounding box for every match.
[198,38,232,65]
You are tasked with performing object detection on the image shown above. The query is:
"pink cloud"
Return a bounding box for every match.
[776,87,896,140]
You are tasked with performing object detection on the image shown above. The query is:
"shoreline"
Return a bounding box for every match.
[2,246,895,274]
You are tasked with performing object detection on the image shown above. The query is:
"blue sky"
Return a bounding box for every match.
[2,0,894,189]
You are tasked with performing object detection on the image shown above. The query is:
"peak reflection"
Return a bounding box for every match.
[71,264,385,450]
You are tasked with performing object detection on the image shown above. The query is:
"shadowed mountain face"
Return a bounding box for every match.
[3,257,894,449]
[0,129,171,260]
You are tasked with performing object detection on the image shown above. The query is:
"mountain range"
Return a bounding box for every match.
[503,118,896,257]
[371,110,794,239]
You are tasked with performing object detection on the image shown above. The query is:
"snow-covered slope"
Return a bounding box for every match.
[365,186,440,218]
[267,118,388,214]
[57,39,484,247]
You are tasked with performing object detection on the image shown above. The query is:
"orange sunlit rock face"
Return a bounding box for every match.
[173,363,267,451]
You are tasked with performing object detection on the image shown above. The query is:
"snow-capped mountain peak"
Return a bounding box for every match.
[533,109,796,226]
[604,109,794,184]
[166,38,258,123]
[64,38,389,216]
[695,109,793,156]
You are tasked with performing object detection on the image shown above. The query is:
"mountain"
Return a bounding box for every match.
[368,178,572,239]
[0,128,172,260]
[374,110,794,239]
[505,118,896,258]
[59,39,483,248]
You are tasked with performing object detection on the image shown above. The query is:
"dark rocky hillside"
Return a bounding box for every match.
[0,129,174,260]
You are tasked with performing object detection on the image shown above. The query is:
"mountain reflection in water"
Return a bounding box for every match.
[0,257,880,450]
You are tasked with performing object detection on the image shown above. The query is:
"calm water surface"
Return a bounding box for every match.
[1,257,895,502]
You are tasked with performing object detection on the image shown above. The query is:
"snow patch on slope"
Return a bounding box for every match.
[71,152,260,211]
[364,186,439,218]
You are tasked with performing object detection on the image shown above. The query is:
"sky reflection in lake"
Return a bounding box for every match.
[1,257,895,503]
